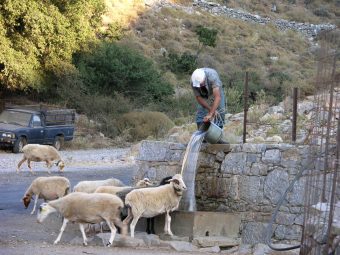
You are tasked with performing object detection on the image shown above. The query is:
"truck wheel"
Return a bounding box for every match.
[13,137,27,153]
[53,136,64,151]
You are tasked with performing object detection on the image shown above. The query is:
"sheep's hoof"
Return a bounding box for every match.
[106,242,112,247]
[83,242,88,246]
[53,240,59,245]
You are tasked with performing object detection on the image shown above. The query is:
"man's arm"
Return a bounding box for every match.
[203,87,221,122]
[195,96,211,111]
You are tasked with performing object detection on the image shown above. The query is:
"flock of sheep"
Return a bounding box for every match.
[18,144,187,247]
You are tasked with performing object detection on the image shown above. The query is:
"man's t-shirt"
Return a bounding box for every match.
[191,68,226,126]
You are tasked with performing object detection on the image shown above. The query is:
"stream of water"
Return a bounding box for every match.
[180,130,206,211]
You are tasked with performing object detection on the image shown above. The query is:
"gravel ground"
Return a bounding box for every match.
[0,147,132,173]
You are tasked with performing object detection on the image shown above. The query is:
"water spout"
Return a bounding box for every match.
[180,130,206,211]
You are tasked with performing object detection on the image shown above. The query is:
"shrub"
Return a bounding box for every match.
[104,21,125,40]
[167,51,197,74]
[195,25,218,48]
[313,7,331,18]
[117,111,175,142]
[74,42,174,104]
[225,86,243,114]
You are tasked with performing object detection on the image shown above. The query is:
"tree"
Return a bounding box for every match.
[0,0,105,93]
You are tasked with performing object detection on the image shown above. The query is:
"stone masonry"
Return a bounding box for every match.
[135,140,313,245]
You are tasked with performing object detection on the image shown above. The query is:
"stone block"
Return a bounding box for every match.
[192,236,239,248]
[262,149,281,164]
[264,169,289,204]
[239,176,264,203]
[137,140,169,161]
[154,211,241,240]
[241,222,268,245]
[221,152,246,174]
[203,144,232,154]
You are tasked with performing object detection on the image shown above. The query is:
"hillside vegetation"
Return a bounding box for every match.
[0,0,338,145]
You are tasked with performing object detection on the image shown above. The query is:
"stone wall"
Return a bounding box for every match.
[135,140,313,244]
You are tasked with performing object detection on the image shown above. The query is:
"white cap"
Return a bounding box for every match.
[191,69,206,88]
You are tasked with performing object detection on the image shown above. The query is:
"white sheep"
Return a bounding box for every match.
[22,176,70,215]
[94,177,152,195]
[123,174,187,238]
[92,177,152,233]
[37,192,127,246]
[17,144,65,174]
[73,178,125,193]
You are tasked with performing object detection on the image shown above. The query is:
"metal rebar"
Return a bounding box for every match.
[243,71,248,143]
[292,87,298,143]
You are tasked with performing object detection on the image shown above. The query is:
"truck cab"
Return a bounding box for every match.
[0,107,75,153]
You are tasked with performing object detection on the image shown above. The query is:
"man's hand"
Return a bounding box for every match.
[203,112,214,122]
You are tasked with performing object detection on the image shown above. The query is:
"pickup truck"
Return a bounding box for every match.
[0,107,75,153]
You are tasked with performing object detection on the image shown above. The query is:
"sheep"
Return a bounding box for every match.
[93,177,152,233]
[37,192,127,246]
[146,176,172,235]
[94,177,152,195]
[17,144,65,174]
[73,178,125,193]
[22,176,70,215]
[123,174,187,238]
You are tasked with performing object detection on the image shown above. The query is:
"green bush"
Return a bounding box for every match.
[313,7,331,17]
[167,51,197,74]
[195,25,218,47]
[117,111,175,141]
[225,86,243,114]
[74,42,174,104]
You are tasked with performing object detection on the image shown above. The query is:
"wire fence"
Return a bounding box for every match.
[299,31,339,255]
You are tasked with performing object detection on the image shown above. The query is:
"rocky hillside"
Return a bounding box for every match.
[114,0,338,110]
[166,87,340,145]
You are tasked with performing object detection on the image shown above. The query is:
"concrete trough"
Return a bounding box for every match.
[154,210,241,240]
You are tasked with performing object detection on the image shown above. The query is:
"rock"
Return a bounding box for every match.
[158,233,189,242]
[265,135,283,143]
[199,245,221,253]
[221,245,252,254]
[253,243,270,255]
[168,240,198,252]
[135,232,161,246]
[96,233,146,247]
[192,236,239,248]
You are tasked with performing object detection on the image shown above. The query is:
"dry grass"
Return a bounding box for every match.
[117,111,175,142]
[101,0,146,32]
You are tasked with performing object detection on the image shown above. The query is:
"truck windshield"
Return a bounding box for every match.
[0,110,31,126]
